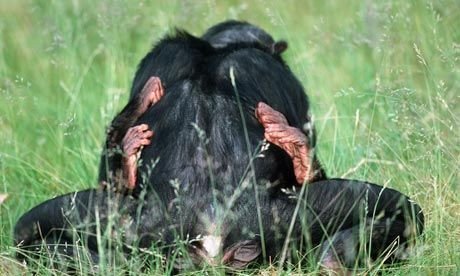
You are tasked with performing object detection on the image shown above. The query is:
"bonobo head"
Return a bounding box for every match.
[202,20,288,55]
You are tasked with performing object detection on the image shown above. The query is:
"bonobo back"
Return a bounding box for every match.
[133,77,289,201]
[129,31,312,198]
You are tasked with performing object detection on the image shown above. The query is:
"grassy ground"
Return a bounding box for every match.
[0,0,459,274]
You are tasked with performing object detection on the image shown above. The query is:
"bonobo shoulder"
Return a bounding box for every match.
[156,29,215,54]
[214,42,287,65]
[212,47,287,80]
[130,30,214,99]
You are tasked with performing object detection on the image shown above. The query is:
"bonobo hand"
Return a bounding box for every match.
[121,77,164,189]
[122,124,154,189]
[255,102,313,184]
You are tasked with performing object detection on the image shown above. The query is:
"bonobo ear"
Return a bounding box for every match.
[272,40,288,54]
[222,240,261,269]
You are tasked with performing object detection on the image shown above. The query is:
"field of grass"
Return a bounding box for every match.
[0,0,459,274]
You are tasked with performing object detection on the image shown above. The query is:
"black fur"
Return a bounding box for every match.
[15,21,422,269]
[14,179,424,267]
[98,21,325,198]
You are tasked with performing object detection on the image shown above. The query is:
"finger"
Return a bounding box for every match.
[279,134,306,144]
[256,102,276,116]
[151,77,162,95]
[130,131,144,140]
[264,133,282,148]
[257,102,276,113]
[265,131,290,139]
[129,124,149,134]
[141,130,154,138]
[258,114,284,124]
[155,77,163,93]
[129,124,149,135]
[149,76,160,86]
[151,76,160,85]
[278,136,299,143]
[139,124,149,131]
[257,101,269,109]
[299,146,310,167]
[284,144,296,157]
[257,103,288,122]
[142,77,156,93]
[265,124,287,133]
[139,138,151,146]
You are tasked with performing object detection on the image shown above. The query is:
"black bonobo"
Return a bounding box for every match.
[14,21,424,271]
[98,20,326,195]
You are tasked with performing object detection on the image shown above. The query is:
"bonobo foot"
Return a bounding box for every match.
[122,77,164,189]
[255,102,313,184]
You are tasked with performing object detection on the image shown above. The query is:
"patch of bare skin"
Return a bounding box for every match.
[255,102,313,184]
[122,77,164,189]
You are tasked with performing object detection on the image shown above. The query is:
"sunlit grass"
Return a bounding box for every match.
[1,0,459,274]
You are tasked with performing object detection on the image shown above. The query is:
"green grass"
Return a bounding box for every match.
[0,0,459,274]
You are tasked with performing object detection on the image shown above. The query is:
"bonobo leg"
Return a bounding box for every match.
[319,220,409,272]
[255,102,324,184]
[14,189,166,263]
[99,76,164,190]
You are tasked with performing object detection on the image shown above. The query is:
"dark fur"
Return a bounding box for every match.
[98,21,325,198]
[15,21,422,269]
[14,179,424,267]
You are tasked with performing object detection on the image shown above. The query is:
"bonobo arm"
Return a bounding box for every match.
[100,31,212,191]
[99,77,163,191]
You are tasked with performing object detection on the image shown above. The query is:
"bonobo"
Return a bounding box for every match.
[14,21,424,270]
[98,20,326,196]
[14,179,424,269]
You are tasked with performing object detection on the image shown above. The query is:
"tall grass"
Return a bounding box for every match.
[0,0,458,274]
